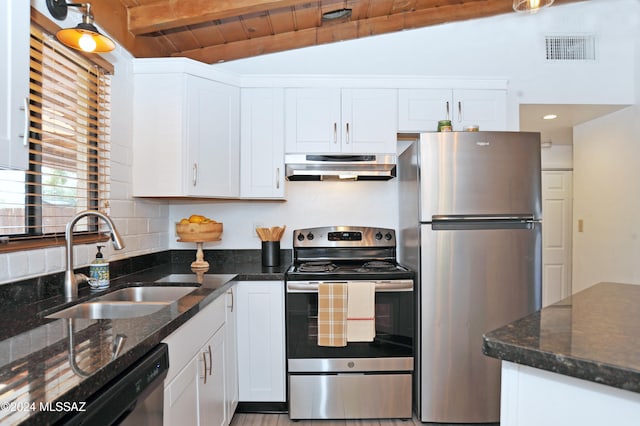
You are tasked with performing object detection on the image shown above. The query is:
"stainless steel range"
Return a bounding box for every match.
[285,226,414,420]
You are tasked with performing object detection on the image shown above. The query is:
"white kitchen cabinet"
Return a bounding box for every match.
[199,327,227,426]
[164,354,199,426]
[132,71,240,198]
[236,281,286,402]
[0,0,30,170]
[500,361,640,426]
[240,88,285,199]
[398,88,507,132]
[285,88,397,154]
[224,287,239,419]
[163,294,238,426]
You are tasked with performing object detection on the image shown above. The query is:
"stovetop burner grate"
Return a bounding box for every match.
[297,261,338,273]
[360,260,397,271]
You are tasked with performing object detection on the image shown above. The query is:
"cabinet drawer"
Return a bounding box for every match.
[163,296,226,382]
[289,373,412,419]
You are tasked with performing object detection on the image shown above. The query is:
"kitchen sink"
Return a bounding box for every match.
[46,301,168,319]
[46,285,198,319]
[94,286,197,303]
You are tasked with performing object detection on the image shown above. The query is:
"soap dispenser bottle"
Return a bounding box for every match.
[89,245,110,289]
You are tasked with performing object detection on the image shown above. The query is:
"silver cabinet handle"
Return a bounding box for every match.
[333,122,337,144]
[201,344,213,383]
[445,101,450,120]
[345,122,350,144]
[276,167,280,189]
[192,163,198,186]
[19,97,28,145]
[458,101,462,122]
[202,351,208,384]
[227,289,234,312]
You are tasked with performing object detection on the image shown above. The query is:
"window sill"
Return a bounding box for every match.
[0,233,110,254]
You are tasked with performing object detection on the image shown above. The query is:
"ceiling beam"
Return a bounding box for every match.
[170,0,495,63]
[87,0,172,59]
[175,0,588,64]
[128,0,343,35]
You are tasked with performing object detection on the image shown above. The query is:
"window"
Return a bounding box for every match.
[0,22,111,250]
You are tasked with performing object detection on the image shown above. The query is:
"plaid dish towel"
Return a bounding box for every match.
[317,282,347,347]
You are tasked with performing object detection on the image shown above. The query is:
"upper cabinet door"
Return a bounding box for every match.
[132,69,240,198]
[187,76,240,198]
[398,89,507,132]
[240,88,285,199]
[0,0,30,170]
[285,88,341,153]
[285,88,398,154]
[452,89,507,131]
[341,89,397,153]
[398,89,452,132]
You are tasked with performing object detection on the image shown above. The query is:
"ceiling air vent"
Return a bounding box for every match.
[545,35,596,61]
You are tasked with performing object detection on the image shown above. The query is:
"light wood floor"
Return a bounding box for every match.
[230,413,422,426]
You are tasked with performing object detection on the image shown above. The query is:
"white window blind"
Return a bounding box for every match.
[0,23,111,243]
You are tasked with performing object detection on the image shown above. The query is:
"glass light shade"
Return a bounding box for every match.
[56,23,115,53]
[513,0,554,13]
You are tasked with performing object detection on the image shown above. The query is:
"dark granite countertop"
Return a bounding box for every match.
[0,249,290,425]
[483,282,640,393]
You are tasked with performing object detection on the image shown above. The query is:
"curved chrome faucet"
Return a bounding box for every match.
[64,210,125,301]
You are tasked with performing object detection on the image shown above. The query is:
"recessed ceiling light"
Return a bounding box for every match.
[543,114,558,120]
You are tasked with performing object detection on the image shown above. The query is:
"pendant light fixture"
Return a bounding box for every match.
[513,0,555,13]
[45,0,115,53]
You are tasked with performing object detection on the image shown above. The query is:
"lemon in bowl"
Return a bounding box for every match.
[176,216,223,242]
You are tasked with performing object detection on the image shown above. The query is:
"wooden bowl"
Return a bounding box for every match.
[176,221,223,242]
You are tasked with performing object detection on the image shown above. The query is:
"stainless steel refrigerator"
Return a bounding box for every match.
[398,131,542,423]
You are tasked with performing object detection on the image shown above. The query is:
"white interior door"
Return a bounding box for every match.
[541,170,573,306]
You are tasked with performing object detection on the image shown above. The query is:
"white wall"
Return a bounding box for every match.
[571,0,640,293]
[572,106,640,292]
[541,144,573,170]
[169,180,399,250]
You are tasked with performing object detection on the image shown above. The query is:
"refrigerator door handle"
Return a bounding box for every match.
[432,218,539,231]
[432,215,536,222]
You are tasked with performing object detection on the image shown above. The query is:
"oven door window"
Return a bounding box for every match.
[286,289,413,359]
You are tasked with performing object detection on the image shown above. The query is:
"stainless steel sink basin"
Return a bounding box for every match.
[46,286,198,319]
[46,301,168,319]
[95,286,197,303]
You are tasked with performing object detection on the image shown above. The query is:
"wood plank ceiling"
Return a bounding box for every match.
[87,0,586,64]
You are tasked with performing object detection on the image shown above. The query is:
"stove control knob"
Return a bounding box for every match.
[306,232,314,240]
[297,233,305,241]
[375,232,383,240]
[384,233,393,241]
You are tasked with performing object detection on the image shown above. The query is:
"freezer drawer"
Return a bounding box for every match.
[419,131,541,221]
[289,373,412,419]
[419,222,541,423]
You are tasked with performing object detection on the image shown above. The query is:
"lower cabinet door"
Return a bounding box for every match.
[199,327,227,426]
[164,355,199,426]
[236,281,286,402]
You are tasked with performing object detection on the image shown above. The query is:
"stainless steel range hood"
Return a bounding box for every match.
[285,154,396,181]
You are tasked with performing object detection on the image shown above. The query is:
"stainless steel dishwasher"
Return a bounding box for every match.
[59,343,169,425]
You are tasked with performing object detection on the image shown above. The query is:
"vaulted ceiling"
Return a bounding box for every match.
[88,0,586,64]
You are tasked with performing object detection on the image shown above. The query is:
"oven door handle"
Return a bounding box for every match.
[286,280,413,293]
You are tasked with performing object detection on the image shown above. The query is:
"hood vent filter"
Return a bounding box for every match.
[285,154,396,181]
